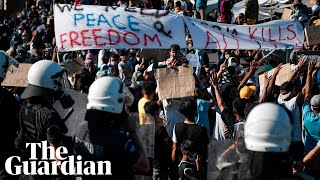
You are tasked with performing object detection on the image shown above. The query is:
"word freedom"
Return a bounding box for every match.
[5,141,111,175]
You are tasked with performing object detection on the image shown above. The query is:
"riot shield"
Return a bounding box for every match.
[207,138,250,180]
[134,114,155,180]
[53,89,88,136]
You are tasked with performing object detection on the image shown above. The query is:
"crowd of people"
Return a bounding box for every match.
[0,0,320,180]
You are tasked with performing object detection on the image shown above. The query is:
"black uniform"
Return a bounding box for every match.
[0,87,19,178]
[15,97,68,159]
[74,111,141,180]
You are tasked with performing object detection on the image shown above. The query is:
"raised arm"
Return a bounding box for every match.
[238,61,258,90]
[267,63,282,95]
[304,61,315,102]
[211,72,225,112]
[259,73,270,104]
[288,56,307,83]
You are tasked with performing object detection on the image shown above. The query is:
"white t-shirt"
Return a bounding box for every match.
[277,96,302,142]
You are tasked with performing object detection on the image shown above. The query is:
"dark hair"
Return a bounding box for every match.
[232,97,246,117]
[144,101,159,116]
[118,49,127,56]
[170,44,180,52]
[142,81,155,95]
[179,99,197,121]
[280,81,294,93]
[175,1,181,7]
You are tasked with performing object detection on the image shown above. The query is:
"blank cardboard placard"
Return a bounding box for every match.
[155,65,195,100]
[60,57,84,76]
[258,63,291,88]
[2,63,32,87]
[281,8,292,20]
[305,26,320,46]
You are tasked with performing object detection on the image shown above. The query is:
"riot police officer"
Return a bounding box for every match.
[0,50,20,179]
[74,76,150,180]
[15,60,74,178]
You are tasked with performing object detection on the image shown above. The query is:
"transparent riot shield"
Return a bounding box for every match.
[207,138,250,180]
[134,113,155,180]
[53,89,88,136]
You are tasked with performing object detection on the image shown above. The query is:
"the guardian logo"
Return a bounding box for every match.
[5,141,111,175]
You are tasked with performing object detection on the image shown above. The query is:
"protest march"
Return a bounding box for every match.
[1,0,320,179]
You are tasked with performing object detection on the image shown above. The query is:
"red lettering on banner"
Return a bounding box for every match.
[123,31,140,46]
[222,34,227,49]
[205,31,220,49]
[92,29,106,47]
[248,27,258,40]
[231,35,239,49]
[261,28,265,42]
[278,26,286,41]
[107,29,120,45]
[80,29,92,47]
[268,28,276,42]
[144,34,162,46]
[287,24,296,40]
[296,42,303,47]
[60,33,67,50]
[58,29,164,49]
[69,31,81,48]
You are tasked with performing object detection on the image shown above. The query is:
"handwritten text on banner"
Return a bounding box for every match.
[54,4,186,51]
[184,16,305,50]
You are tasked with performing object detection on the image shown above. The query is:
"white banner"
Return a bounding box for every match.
[184,16,304,50]
[54,4,186,51]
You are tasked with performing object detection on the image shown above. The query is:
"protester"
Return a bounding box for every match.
[172,99,209,180]
[140,101,171,180]
[118,49,134,87]
[138,81,156,125]
[244,0,259,25]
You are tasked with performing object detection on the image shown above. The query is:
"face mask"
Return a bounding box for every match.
[136,57,140,62]
[54,90,75,109]
[137,81,144,87]
[188,43,193,48]
[59,93,75,109]
[225,54,230,59]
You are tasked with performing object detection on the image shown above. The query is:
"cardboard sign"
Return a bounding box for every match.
[155,65,195,100]
[187,53,201,67]
[2,63,32,87]
[140,49,168,62]
[281,8,292,20]
[305,26,320,46]
[258,63,291,88]
[60,57,84,76]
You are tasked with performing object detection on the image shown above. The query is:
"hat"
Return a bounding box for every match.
[311,95,320,110]
[240,85,256,99]
[278,81,294,100]
[18,25,24,30]
[85,53,94,60]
